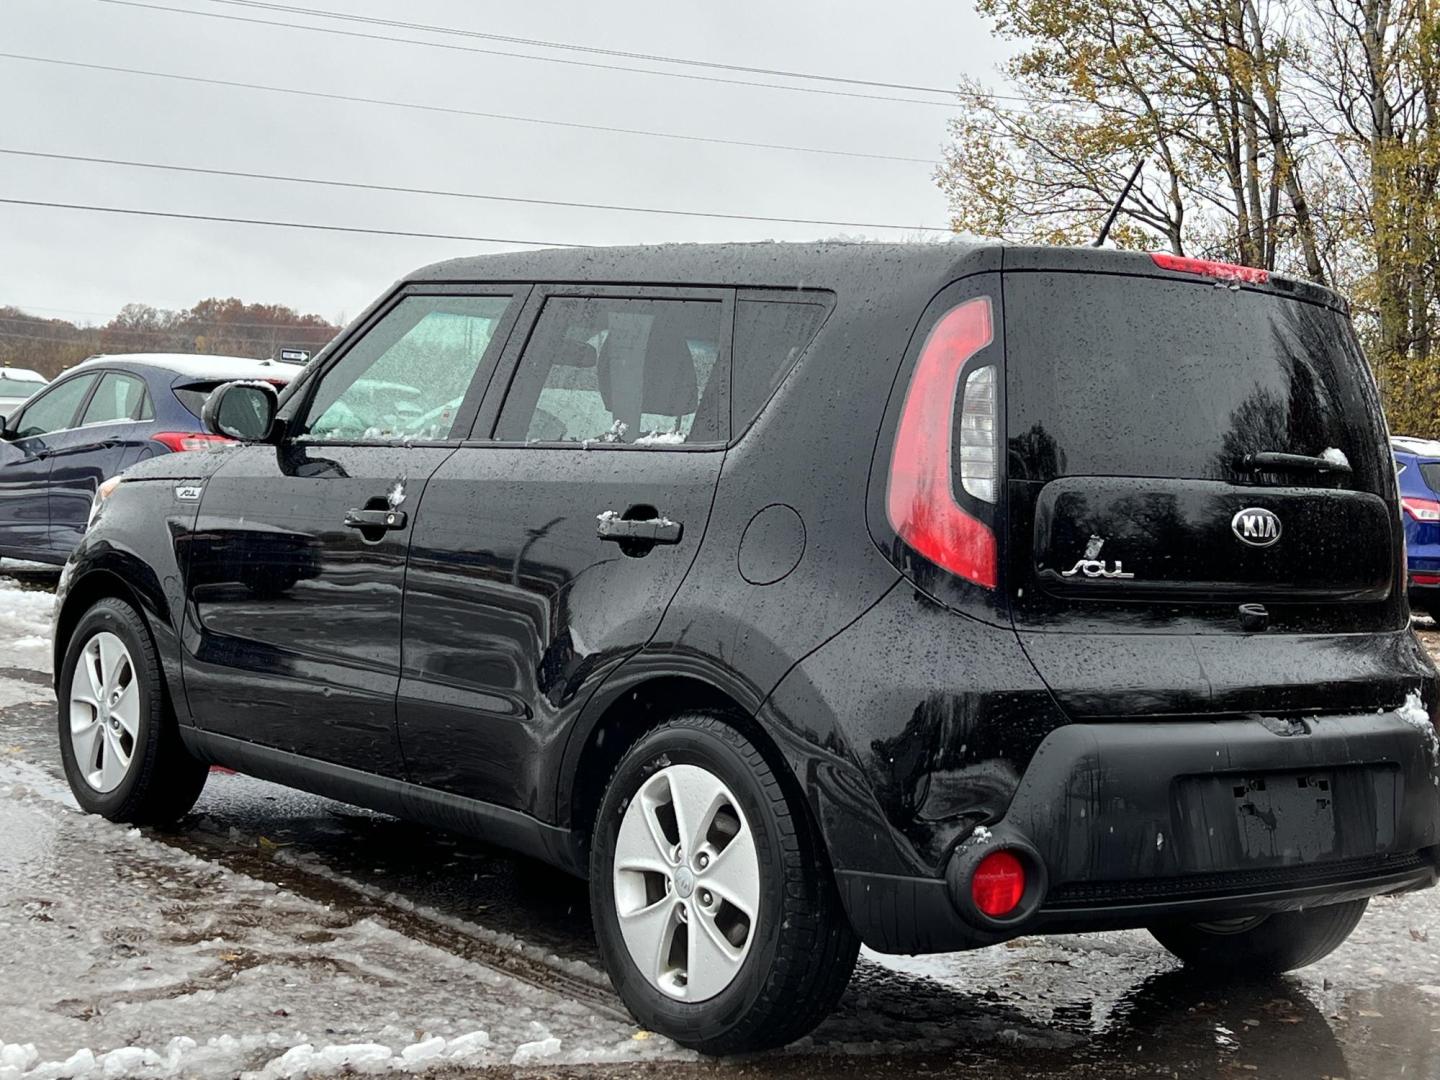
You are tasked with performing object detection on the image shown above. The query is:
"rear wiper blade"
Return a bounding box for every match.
[1238,451,1352,475]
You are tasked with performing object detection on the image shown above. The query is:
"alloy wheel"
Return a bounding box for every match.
[69,631,140,793]
[612,764,760,1001]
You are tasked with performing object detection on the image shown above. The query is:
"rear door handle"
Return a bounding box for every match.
[596,511,683,546]
[344,507,408,531]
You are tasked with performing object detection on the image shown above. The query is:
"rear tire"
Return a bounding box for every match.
[1149,899,1368,974]
[589,711,859,1055]
[57,597,209,825]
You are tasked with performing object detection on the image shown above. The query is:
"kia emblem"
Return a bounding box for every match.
[1231,507,1281,547]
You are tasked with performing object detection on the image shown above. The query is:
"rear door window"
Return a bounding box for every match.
[1005,273,1385,494]
[81,372,151,425]
[494,296,724,445]
[731,296,827,434]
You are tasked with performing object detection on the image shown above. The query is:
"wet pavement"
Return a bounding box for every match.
[2,563,1438,1078]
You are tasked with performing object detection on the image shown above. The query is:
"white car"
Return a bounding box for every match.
[0,366,47,418]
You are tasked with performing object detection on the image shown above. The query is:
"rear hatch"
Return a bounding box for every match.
[1003,252,1409,718]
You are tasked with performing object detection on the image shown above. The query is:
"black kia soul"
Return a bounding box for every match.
[55,243,1440,1053]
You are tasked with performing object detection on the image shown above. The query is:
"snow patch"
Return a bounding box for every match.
[1397,691,1440,765]
[1320,447,1351,469]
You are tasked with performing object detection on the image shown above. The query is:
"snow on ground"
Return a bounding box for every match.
[0,565,54,675]
[0,755,691,1079]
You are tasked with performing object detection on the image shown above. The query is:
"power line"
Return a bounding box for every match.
[1,304,338,331]
[195,0,1002,101]
[99,0,971,109]
[0,147,952,234]
[0,54,932,166]
[0,197,586,247]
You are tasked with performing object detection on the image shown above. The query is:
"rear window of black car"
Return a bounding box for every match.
[731,296,827,435]
[1005,273,1385,494]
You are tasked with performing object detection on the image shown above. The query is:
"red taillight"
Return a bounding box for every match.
[1413,572,1440,586]
[151,432,235,453]
[1402,496,1440,522]
[971,850,1026,917]
[886,297,997,589]
[1150,252,1269,284]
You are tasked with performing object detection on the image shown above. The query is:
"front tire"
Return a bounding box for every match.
[1149,899,1368,974]
[589,712,858,1054]
[57,597,209,824]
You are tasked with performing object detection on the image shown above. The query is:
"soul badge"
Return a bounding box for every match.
[1060,534,1135,579]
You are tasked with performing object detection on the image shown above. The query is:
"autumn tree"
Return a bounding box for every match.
[938,0,1439,430]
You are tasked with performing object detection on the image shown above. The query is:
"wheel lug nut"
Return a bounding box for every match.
[700,889,712,907]
[697,853,709,869]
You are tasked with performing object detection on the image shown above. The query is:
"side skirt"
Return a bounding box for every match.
[179,728,583,877]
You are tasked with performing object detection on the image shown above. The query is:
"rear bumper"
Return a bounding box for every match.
[841,710,1440,953]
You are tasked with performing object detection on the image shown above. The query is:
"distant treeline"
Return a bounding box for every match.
[0,298,339,380]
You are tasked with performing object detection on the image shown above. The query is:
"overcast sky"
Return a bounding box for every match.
[2,0,1012,327]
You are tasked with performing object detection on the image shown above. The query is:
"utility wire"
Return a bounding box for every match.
[0,197,586,247]
[194,0,1008,101]
[0,147,952,234]
[99,0,972,109]
[0,54,932,166]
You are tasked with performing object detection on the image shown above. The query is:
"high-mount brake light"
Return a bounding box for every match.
[1150,252,1269,284]
[886,296,997,589]
[971,849,1026,917]
[1402,496,1440,522]
[151,432,235,453]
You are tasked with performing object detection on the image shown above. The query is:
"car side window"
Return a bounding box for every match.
[14,373,99,438]
[494,296,724,445]
[301,295,514,442]
[80,372,151,426]
[731,298,827,435]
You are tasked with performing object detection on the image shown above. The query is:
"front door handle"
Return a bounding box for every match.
[596,510,683,547]
[344,507,408,531]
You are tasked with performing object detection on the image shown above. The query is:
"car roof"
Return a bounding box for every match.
[1391,436,1440,458]
[0,366,46,382]
[76,353,297,381]
[404,240,1347,310]
[408,240,992,291]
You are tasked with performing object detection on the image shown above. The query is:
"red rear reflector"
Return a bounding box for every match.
[1413,572,1440,586]
[1402,497,1440,522]
[151,431,235,453]
[886,297,997,588]
[971,849,1026,917]
[1150,252,1269,284]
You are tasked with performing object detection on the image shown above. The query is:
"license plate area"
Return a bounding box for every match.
[1174,766,1399,871]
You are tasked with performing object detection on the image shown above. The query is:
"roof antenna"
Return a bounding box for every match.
[1092,159,1145,247]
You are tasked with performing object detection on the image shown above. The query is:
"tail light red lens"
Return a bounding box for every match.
[1150,252,1269,284]
[886,296,998,589]
[1402,497,1440,522]
[151,432,235,453]
[971,849,1026,917]
[1412,572,1440,586]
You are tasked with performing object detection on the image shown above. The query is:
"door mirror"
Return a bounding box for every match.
[202,381,280,442]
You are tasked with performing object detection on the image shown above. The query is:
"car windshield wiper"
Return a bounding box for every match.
[1237,450,1352,475]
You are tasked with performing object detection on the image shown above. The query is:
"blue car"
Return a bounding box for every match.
[0,353,297,565]
[1392,435,1440,618]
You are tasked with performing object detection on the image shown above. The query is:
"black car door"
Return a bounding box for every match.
[182,288,526,775]
[0,372,99,560]
[47,370,155,555]
[398,286,730,812]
